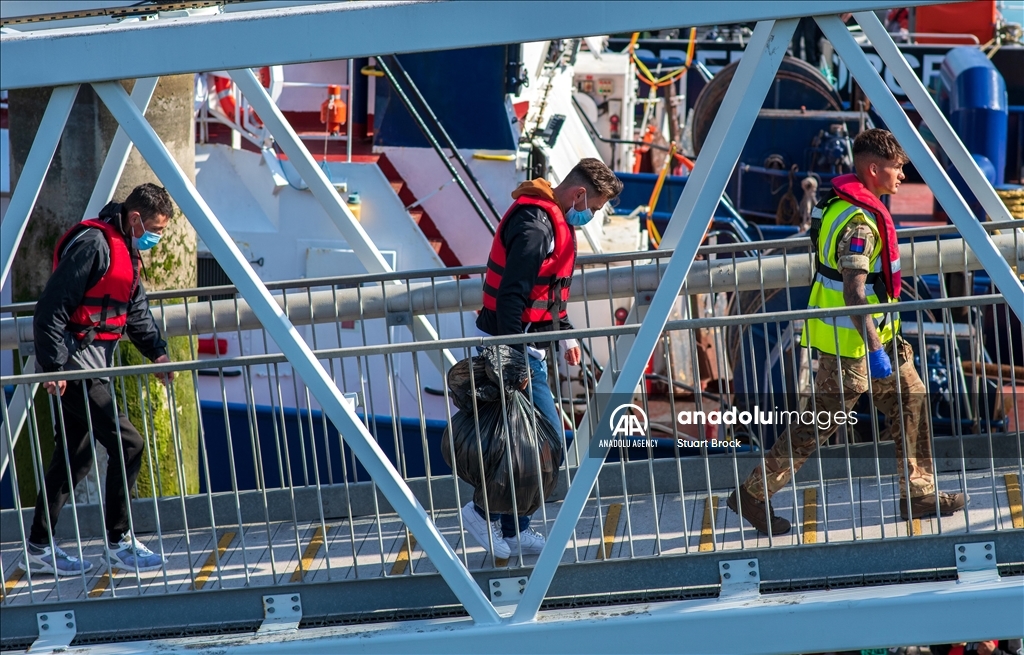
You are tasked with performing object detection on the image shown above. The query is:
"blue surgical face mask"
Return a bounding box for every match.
[131,220,162,251]
[565,189,594,226]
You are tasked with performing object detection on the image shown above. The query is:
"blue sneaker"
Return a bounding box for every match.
[20,542,93,576]
[106,534,167,573]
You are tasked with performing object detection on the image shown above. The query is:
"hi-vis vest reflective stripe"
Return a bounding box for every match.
[801,198,900,358]
[482,195,575,323]
[53,219,139,343]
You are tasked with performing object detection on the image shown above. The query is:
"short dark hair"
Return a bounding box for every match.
[123,183,174,221]
[564,158,623,200]
[852,129,908,165]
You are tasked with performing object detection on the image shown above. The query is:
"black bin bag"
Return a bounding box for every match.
[441,345,562,516]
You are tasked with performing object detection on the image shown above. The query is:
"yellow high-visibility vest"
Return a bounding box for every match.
[801,198,900,357]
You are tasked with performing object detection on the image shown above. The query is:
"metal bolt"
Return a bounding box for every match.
[749,571,756,577]
[40,615,48,621]
[986,554,993,560]
[723,573,731,579]
[291,596,298,602]
[748,561,755,567]
[268,607,276,614]
[493,581,499,587]
[41,624,49,631]
[958,546,966,553]
[64,613,72,619]
[292,605,300,612]
[985,544,992,550]
[959,555,967,562]
[66,622,74,629]
[266,597,274,604]
[495,590,502,597]
[722,563,730,570]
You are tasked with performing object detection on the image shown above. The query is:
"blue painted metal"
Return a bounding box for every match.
[375,49,517,151]
[938,47,1008,185]
[0,1,954,91]
[0,85,79,286]
[64,575,1024,654]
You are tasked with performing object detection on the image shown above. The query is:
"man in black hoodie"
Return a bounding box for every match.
[464,159,623,559]
[22,183,174,577]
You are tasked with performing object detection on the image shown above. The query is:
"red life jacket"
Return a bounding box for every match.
[830,173,902,299]
[53,218,139,344]
[482,195,576,324]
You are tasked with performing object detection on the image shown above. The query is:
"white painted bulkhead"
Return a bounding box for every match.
[193,143,464,422]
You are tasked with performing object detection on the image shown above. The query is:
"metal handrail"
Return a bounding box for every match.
[4,219,1018,315]
[3,292,1008,386]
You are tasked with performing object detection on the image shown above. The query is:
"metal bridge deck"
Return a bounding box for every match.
[4,468,1019,606]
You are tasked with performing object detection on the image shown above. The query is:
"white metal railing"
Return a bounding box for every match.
[3,229,1021,614]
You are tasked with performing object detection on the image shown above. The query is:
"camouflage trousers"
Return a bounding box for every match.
[743,336,935,501]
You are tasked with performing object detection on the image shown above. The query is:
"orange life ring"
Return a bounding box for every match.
[211,67,272,125]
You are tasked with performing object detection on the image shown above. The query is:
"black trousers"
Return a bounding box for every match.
[29,378,145,545]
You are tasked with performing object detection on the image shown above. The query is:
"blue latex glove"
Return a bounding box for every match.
[868,348,893,379]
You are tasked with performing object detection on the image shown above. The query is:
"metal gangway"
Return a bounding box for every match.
[2,2,1023,653]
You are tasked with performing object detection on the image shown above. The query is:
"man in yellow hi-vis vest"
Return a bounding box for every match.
[728,129,965,535]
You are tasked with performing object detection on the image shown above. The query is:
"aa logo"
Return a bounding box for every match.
[609,403,648,437]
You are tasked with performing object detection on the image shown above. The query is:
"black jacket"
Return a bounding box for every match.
[33,203,168,373]
[476,204,573,340]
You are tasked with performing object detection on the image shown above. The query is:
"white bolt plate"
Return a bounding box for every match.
[718,559,760,598]
[955,542,999,583]
[258,593,302,633]
[31,610,76,653]
[489,577,528,606]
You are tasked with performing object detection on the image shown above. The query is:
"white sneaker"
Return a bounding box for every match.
[20,542,93,576]
[106,533,167,573]
[504,527,546,556]
[461,502,511,559]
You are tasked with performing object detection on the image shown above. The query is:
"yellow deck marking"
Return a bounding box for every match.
[802,488,818,544]
[597,503,623,560]
[193,531,236,590]
[698,497,719,552]
[390,533,417,575]
[3,567,25,597]
[89,570,115,598]
[1005,474,1023,529]
[493,557,510,567]
[290,526,327,583]
[906,518,922,536]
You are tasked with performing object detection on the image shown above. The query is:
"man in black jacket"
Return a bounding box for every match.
[22,183,174,576]
[463,158,622,559]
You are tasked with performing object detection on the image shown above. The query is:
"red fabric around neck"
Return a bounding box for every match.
[831,173,901,299]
